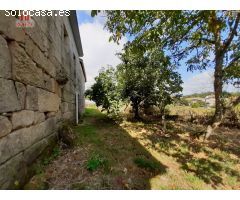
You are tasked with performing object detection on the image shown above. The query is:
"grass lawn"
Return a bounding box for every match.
[25,105,240,189]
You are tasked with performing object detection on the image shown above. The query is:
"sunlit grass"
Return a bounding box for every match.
[25,105,240,189]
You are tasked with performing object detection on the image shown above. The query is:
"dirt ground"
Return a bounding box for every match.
[24,106,240,189]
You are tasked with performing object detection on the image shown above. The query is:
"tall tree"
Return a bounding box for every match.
[117,45,182,120]
[85,67,121,115]
[92,10,240,126]
[117,47,154,119]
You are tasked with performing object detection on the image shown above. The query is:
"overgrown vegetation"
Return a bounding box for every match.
[191,101,207,108]
[87,153,108,172]
[85,68,122,117]
[25,106,240,189]
[85,47,182,120]
[24,145,61,189]
[92,10,240,136]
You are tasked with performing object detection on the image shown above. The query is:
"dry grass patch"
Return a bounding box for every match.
[25,105,240,189]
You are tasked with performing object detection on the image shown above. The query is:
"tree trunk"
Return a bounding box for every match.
[205,53,224,140]
[162,108,166,132]
[133,102,141,120]
[213,54,224,122]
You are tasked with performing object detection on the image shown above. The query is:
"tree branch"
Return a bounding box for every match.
[222,12,240,52]
[224,54,240,70]
[200,37,215,44]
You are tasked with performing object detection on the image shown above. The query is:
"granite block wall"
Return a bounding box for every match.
[0,11,85,189]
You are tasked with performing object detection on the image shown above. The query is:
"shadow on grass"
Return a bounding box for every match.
[50,107,168,189]
[142,121,240,188]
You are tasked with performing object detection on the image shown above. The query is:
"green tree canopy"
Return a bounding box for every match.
[86,45,183,120]
[92,10,240,122]
[85,67,121,115]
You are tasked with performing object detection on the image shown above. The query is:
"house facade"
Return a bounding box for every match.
[0,10,86,188]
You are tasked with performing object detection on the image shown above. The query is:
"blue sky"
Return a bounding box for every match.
[77,11,239,95]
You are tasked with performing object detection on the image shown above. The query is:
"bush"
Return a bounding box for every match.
[86,154,108,172]
[177,98,189,106]
[191,101,207,108]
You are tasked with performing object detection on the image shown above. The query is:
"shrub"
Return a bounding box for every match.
[177,98,189,106]
[191,101,207,108]
[87,154,108,172]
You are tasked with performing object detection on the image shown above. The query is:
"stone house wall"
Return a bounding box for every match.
[0,10,86,189]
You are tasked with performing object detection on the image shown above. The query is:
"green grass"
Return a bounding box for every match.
[84,107,105,118]
[86,153,108,172]
[43,146,60,166]
[25,106,240,189]
[74,124,103,146]
[134,157,163,172]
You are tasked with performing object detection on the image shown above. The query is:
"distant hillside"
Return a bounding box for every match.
[184,91,240,98]
[184,92,214,98]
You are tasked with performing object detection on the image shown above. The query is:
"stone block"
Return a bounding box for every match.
[47,60,56,78]
[9,42,44,88]
[54,81,62,97]
[0,35,11,79]
[38,89,60,112]
[61,102,69,113]
[23,138,48,165]
[0,116,12,138]
[25,37,56,77]
[0,11,25,42]
[43,73,55,92]
[63,112,73,120]
[48,21,62,64]
[25,85,38,111]
[46,112,56,118]
[11,110,34,130]
[33,112,45,124]
[55,110,62,122]
[49,19,62,48]
[49,55,62,74]
[0,128,29,164]
[0,117,57,164]
[62,89,75,103]
[0,152,26,189]
[46,131,58,145]
[0,78,21,113]
[53,14,63,38]
[15,82,26,109]
[49,44,62,65]
[24,20,49,53]
[32,16,49,36]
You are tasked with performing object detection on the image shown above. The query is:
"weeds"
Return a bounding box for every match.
[86,153,108,172]
[25,106,240,189]
[43,146,60,166]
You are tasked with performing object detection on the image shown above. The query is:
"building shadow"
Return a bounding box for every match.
[25,107,168,189]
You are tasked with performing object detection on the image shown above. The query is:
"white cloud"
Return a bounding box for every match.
[224,82,240,93]
[182,71,214,95]
[183,70,240,95]
[79,13,127,89]
[78,12,239,95]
